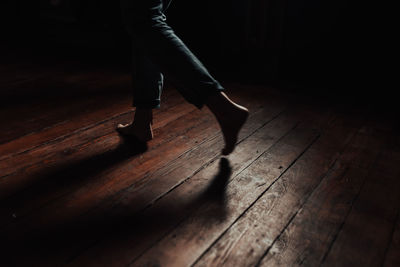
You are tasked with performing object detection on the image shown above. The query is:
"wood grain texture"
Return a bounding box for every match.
[0,88,182,160]
[0,108,217,224]
[384,212,400,267]
[1,88,285,266]
[127,108,333,267]
[0,68,132,145]
[258,120,388,266]
[321,134,400,267]
[193,112,363,267]
[1,59,398,267]
[0,101,198,202]
[0,86,275,221]
[63,103,298,267]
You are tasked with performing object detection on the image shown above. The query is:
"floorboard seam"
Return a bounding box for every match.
[195,112,364,267]
[190,131,320,267]
[0,109,135,162]
[0,106,205,184]
[318,139,387,266]
[137,108,289,211]
[0,91,184,161]
[256,163,348,267]
[86,105,283,215]
[66,108,291,264]
[256,117,372,266]
[381,210,400,266]
[127,123,305,267]
[0,109,215,227]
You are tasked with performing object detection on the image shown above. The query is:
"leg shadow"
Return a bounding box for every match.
[2,157,233,265]
[197,157,232,221]
[2,135,148,204]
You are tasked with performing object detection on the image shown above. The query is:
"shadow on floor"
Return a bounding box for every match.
[3,154,232,265]
[1,135,148,202]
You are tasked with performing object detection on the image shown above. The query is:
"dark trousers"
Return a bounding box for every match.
[120,0,224,109]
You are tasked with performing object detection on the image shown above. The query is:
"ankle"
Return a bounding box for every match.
[134,108,153,125]
[206,92,228,107]
[206,92,238,120]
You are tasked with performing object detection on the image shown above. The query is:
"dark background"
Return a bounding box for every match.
[0,0,391,109]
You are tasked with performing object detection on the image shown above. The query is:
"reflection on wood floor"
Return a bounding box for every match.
[0,63,399,266]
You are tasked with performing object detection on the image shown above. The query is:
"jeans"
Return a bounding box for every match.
[120,0,224,109]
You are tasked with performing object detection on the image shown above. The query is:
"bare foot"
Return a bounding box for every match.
[207,92,249,155]
[117,108,153,142]
[219,105,249,155]
[116,122,153,142]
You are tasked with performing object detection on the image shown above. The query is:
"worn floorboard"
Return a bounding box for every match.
[320,133,400,267]
[257,119,390,266]
[193,110,364,267]
[1,64,399,267]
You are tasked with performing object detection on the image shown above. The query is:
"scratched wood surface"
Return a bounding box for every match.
[1,62,399,267]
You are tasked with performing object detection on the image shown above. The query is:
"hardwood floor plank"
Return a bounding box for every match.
[2,97,286,266]
[6,68,391,267]
[0,71,133,144]
[0,93,122,145]
[0,86,274,221]
[0,101,196,199]
[1,57,397,267]
[44,103,302,266]
[321,135,400,267]
[0,83,265,177]
[0,90,284,232]
[94,107,333,267]
[257,120,389,266]
[0,106,215,222]
[383,212,400,267]
[0,88,182,160]
[193,112,364,267]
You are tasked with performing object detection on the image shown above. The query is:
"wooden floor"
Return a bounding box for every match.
[1,63,400,267]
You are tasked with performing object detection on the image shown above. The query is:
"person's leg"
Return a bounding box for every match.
[120,0,249,154]
[121,0,224,107]
[117,2,165,141]
[131,40,164,110]
[116,107,154,142]
[205,92,249,155]
[116,43,164,141]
